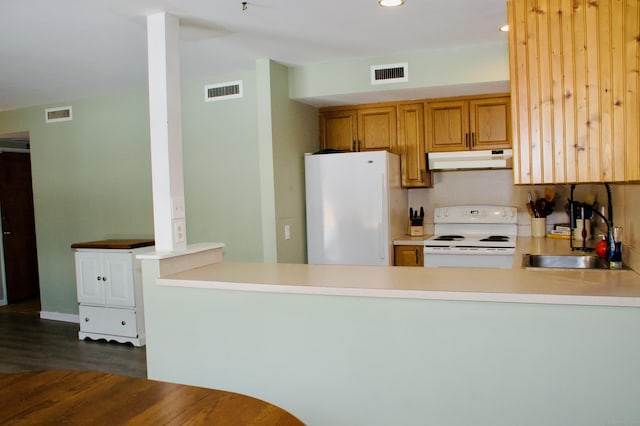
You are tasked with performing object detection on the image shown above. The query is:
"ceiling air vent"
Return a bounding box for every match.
[371,63,408,85]
[45,106,72,123]
[205,80,243,102]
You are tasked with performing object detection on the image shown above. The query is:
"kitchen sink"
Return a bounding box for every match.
[522,254,610,270]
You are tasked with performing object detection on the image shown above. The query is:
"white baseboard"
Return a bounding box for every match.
[40,311,79,323]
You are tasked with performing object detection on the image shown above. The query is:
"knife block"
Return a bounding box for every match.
[409,225,424,236]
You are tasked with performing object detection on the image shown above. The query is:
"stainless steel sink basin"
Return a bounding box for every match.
[522,254,609,269]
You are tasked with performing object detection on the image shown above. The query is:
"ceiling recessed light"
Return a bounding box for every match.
[378,0,404,7]
[499,24,509,32]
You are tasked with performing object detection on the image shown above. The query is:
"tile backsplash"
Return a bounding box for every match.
[409,170,615,233]
[408,169,639,272]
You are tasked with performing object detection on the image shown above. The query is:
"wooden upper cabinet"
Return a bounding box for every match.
[319,110,358,151]
[508,0,640,184]
[425,96,511,152]
[319,105,396,152]
[357,106,397,152]
[469,97,511,150]
[397,103,431,188]
[425,100,469,152]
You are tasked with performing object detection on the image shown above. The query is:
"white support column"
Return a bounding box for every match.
[147,12,187,252]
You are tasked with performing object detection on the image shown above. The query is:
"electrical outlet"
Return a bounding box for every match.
[172,197,185,219]
[173,219,186,244]
[284,224,291,240]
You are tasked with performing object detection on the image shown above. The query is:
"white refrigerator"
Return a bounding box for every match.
[305,151,408,266]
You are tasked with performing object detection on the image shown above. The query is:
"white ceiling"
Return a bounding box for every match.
[0,0,508,112]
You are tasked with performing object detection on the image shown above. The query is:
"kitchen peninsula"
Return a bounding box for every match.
[140,240,640,426]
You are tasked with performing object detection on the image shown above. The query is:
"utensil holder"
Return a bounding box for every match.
[531,217,546,238]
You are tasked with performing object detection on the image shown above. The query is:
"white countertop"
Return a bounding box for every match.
[157,237,640,307]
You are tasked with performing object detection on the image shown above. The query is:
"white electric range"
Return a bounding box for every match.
[424,205,518,268]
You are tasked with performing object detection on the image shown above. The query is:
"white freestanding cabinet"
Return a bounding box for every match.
[72,239,154,347]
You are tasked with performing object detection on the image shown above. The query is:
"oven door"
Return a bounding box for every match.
[423,246,515,269]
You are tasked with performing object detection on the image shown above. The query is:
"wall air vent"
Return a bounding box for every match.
[205,80,243,102]
[45,106,73,123]
[370,63,408,85]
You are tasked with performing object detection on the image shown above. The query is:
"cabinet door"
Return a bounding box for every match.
[394,245,424,266]
[75,252,104,305]
[469,97,511,150]
[357,106,397,152]
[507,0,640,183]
[319,110,358,151]
[79,305,138,337]
[103,252,135,307]
[425,100,469,152]
[397,103,430,188]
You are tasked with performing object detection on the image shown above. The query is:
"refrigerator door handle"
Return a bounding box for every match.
[379,173,386,260]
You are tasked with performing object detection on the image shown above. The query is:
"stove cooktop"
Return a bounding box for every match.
[427,206,518,249]
[425,234,516,248]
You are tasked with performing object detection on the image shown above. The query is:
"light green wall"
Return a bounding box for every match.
[181,70,265,262]
[142,272,640,426]
[289,43,510,102]
[263,60,319,263]
[0,93,154,314]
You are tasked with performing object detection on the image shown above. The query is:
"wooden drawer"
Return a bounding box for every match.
[79,305,138,338]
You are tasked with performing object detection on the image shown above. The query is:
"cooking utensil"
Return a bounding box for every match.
[544,187,555,202]
[526,202,535,217]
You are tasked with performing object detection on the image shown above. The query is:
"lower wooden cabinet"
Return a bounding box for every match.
[394,245,424,266]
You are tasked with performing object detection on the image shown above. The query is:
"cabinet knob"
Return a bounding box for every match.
[471,132,475,147]
[84,317,90,322]
[102,276,107,282]
[96,276,101,281]
[121,321,126,326]
[465,133,469,147]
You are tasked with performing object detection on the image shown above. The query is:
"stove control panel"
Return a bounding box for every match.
[434,205,517,224]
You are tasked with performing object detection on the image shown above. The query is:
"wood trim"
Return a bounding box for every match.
[318,93,511,113]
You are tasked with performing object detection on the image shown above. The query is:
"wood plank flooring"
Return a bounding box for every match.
[0,299,147,378]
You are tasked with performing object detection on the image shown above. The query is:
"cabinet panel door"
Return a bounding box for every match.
[425,100,469,152]
[79,305,138,337]
[75,252,104,305]
[508,0,639,183]
[394,245,424,266]
[469,97,511,150]
[397,103,430,187]
[320,110,357,151]
[357,106,397,152]
[103,253,135,307]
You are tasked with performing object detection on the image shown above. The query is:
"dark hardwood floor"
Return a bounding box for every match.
[0,298,147,378]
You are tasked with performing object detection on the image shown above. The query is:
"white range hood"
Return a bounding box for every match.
[428,149,513,171]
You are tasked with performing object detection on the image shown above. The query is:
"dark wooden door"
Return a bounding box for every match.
[0,152,39,302]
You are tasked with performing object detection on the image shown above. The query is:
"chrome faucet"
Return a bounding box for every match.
[569,183,614,262]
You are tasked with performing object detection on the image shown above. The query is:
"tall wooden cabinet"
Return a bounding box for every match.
[72,239,154,347]
[425,96,511,152]
[397,103,430,188]
[508,0,640,183]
